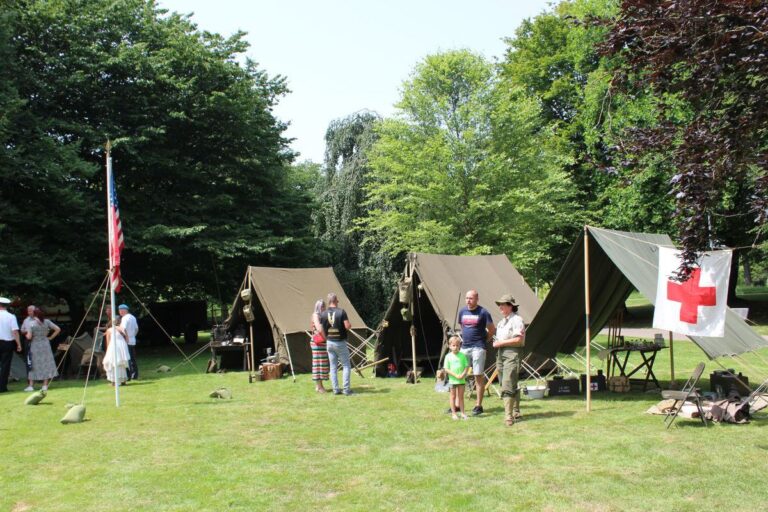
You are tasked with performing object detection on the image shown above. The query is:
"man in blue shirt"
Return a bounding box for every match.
[457,289,495,416]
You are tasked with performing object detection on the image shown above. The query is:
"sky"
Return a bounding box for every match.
[157,0,554,163]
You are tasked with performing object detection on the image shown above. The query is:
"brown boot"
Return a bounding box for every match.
[512,394,522,420]
[503,397,514,426]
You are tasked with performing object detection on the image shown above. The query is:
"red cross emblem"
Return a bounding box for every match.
[667,268,717,324]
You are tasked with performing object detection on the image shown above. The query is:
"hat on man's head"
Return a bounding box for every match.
[118,304,129,310]
[494,294,517,306]
[0,297,11,305]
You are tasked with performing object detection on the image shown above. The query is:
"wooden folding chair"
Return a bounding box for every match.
[661,362,707,428]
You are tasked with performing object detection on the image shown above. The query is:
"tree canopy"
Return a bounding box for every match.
[1,0,766,318]
[600,0,768,272]
[0,0,313,306]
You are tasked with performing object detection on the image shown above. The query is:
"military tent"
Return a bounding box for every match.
[526,226,768,359]
[374,253,541,376]
[10,353,27,381]
[226,266,369,373]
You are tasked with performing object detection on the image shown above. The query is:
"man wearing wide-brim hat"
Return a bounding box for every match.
[492,294,526,426]
[0,297,22,393]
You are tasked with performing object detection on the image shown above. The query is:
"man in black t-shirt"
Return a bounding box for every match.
[319,293,353,395]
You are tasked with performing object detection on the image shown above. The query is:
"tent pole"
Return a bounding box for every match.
[282,332,296,382]
[668,331,675,387]
[409,288,418,384]
[248,268,257,382]
[583,226,592,413]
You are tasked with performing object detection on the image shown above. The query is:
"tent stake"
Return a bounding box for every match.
[584,226,592,413]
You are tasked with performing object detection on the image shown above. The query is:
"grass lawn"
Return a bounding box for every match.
[2,336,768,512]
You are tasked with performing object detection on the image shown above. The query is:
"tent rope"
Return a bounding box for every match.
[415,287,437,375]
[731,354,767,384]
[170,341,212,372]
[120,280,202,373]
[587,225,762,252]
[713,356,765,403]
[81,285,110,405]
[588,229,661,270]
[53,271,110,377]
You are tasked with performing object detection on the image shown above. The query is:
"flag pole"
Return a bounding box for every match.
[584,226,592,412]
[106,141,120,407]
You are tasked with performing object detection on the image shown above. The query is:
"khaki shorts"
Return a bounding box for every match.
[460,347,486,376]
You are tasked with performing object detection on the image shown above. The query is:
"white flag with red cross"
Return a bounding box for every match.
[653,246,732,337]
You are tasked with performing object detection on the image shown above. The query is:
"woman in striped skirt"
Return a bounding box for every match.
[310,299,329,393]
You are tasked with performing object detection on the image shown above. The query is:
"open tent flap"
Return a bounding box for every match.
[375,272,446,376]
[525,226,768,360]
[375,252,541,376]
[525,230,642,358]
[225,266,369,373]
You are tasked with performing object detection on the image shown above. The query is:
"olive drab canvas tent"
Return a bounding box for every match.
[525,226,768,360]
[374,253,541,376]
[10,353,27,381]
[226,266,369,373]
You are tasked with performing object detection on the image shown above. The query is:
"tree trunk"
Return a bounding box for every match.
[742,253,752,286]
[727,250,740,306]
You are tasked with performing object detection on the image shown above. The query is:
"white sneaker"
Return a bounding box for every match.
[24,386,34,392]
[41,385,48,391]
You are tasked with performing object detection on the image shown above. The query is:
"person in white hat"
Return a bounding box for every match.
[493,294,526,426]
[0,297,22,393]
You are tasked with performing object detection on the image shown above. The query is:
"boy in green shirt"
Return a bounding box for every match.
[443,336,469,420]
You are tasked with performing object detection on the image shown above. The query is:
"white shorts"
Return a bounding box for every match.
[460,347,486,376]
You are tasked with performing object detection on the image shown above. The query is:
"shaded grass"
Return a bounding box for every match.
[2,339,768,511]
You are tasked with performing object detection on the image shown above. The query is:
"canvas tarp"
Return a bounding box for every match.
[375,253,541,375]
[226,266,369,373]
[525,226,768,360]
[10,352,27,381]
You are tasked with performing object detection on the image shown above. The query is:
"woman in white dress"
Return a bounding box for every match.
[103,321,130,385]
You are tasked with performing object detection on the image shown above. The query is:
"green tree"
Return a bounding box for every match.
[600,0,768,279]
[497,0,684,263]
[314,111,395,324]
[362,49,579,285]
[0,5,98,302]
[1,0,313,306]
[363,50,499,255]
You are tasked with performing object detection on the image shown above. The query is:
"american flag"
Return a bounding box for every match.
[109,173,125,293]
